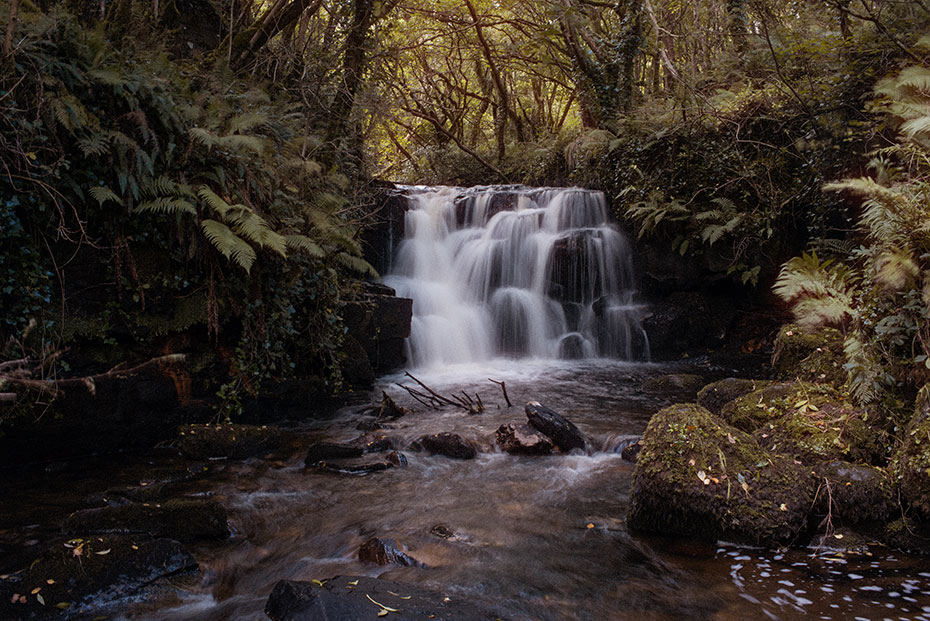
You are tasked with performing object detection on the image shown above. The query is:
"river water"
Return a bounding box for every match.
[100,359,930,620]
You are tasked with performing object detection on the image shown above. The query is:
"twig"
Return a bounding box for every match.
[489,378,512,407]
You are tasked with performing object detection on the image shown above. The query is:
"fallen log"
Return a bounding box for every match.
[525,401,588,452]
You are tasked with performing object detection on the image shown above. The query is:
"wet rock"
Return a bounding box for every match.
[430,524,456,540]
[310,461,394,475]
[809,527,872,555]
[378,391,409,420]
[697,378,771,415]
[495,423,553,455]
[265,576,498,621]
[640,291,737,357]
[305,443,365,465]
[883,517,930,555]
[413,433,477,460]
[771,324,845,384]
[525,401,587,452]
[340,335,376,387]
[63,499,229,542]
[177,423,281,460]
[358,538,426,568]
[810,461,896,526]
[628,403,816,546]
[103,463,208,503]
[719,382,802,432]
[0,535,196,619]
[620,439,643,463]
[387,451,408,467]
[642,373,706,395]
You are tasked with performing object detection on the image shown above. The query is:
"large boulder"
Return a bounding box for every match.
[0,535,196,619]
[771,324,845,384]
[629,403,816,546]
[525,401,587,452]
[810,461,896,527]
[265,576,499,621]
[697,378,771,415]
[63,499,229,542]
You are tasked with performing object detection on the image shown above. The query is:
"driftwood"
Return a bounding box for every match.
[397,372,486,414]
[0,353,187,400]
[488,378,512,407]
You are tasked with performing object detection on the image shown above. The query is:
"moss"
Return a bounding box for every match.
[891,415,930,521]
[883,517,930,555]
[642,373,706,394]
[629,403,816,546]
[771,324,845,384]
[719,382,800,432]
[697,378,771,414]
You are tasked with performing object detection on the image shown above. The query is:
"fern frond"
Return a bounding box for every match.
[710,196,737,211]
[874,248,918,292]
[201,219,256,273]
[226,210,287,258]
[198,186,240,217]
[78,134,110,156]
[89,186,123,207]
[88,68,126,87]
[285,234,325,258]
[774,252,855,329]
[189,128,266,154]
[136,198,197,215]
[226,112,270,134]
[895,66,930,92]
[336,252,379,278]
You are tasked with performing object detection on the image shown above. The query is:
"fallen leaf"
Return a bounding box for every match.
[779,503,788,512]
[131,545,139,550]
[348,580,359,586]
[56,602,70,609]
[11,594,20,604]
[586,523,595,529]
[365,594,399,612]
[37,594,45,606]
[727,433,736,444]
[834,534,844,540]
[94,549,111,556]
[378,611,389,617]
[46,579,55,585]
[31,587,41,595]
[688,459,696,467]
[311,580,327,587]
[697,470,709,485]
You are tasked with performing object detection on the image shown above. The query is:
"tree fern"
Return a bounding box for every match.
[773,252,855,329]
[136,197,197,215]
[89,186,123,207]
[285,234,325,258]
[201,219,257,273]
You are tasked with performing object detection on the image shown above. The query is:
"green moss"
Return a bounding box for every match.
[697,378,771,415]
[771,324,845,384]
[629,403,816,546]
[719,382,800,432]
[891,415,930,521]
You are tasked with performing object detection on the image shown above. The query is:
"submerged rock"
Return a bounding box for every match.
[771,324,845,384]
[358,537,426,568]
[63,499,229,542]
[642,373,706,395]
[620,439,643,463]
[309,461,394,475]
[525,401,587,452]
[413,433,477,460]
[265,576,497,621]
[304,435,395,467]
[176,423,282,460]
[0,535,196,619]
[810,461,896,527]
[629,403,816,546]
[495,423,553,455]
[697,378,771,415]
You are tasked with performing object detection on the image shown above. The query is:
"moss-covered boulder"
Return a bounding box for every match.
[771,324,845,384]
[697,378,771,415]
[810,461,896,527]
[722,382,886,465]
[883,517,930,554]
[642,373,706,395]
[891,414,930,521]
[628,403,816,546]
[177,423,282,460]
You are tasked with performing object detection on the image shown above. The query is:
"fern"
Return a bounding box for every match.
[774,252,855,329]
[285,234,325,258]
[336,252,379,278]
[89,186,123,207]
[226,209,287,258]
[136,198,197,215]
[190,127,266,154]
[201,219,257,273]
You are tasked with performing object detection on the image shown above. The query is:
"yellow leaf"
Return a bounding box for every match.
[46,579,55,585]
[348,580,359,586]
[37,594,45,606]
[779,503,788,512]
[94,549,111,556]
[586,523,595,529]
[56,602,70,609]
[365,594,399,612]
[378,610,389,617]
[312,580,327,587]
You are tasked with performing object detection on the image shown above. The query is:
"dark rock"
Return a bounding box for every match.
[378,391,409,420]
[177,423,281,460]
[265,576,498,621]
[343,295,413,373]
[810,461,896,527]
[883,517,930,555]
[63,499,229,542]
[0,535,196,619]
[413,433,477,460]
[771,324,845,384]
[430,524,456,540]
[620,439,643,463]
[640,291,738,357]
[305,443,365,465]
[809,527,872,555]
[892,414,930,521]
[310,461,394,475]
[387,451,408,467]
[628,403,816,546]
[495,423,553,455]
[525,401,587,452]
[340,335,376,388]
[358,538,426,568]
[697,378,771,415]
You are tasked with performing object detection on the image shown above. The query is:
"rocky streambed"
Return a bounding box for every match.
[3,354,930,620]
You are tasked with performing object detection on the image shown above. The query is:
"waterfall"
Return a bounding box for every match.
[383,186,648,368]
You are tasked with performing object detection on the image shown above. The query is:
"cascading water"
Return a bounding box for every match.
[383,185,649,368]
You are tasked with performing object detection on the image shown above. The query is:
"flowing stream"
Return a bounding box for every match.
[4,186,930,619]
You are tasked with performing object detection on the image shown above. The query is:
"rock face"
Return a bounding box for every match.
[342,285,413,376]
[358,537,426,568]
[771,324,845,384]
[495,423,553,455]
[63,499,229,542]
[628,403,816,546]
[640,291,738,357]
[177,423,281,459]
[697,378,771,415]
[265,576,498,621]
[525,401,587,452]
[0,535,196,619]
[413,433,477,460]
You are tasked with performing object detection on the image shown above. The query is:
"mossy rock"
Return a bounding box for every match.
[719,382,801,432]
[749,383,886,465]
[642,373,706,394]
[809,461,896,526]
[883,517,930,555]
[771,324,845,384]
[891,415,930,521]
[628,403,816,546]
[63,499,229,542]
[697,378,771,415]
[177,423,282,460]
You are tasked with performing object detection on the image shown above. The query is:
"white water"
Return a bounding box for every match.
[383,186,649,369]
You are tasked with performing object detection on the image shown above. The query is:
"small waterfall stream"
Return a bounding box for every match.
[383,185,648,368]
